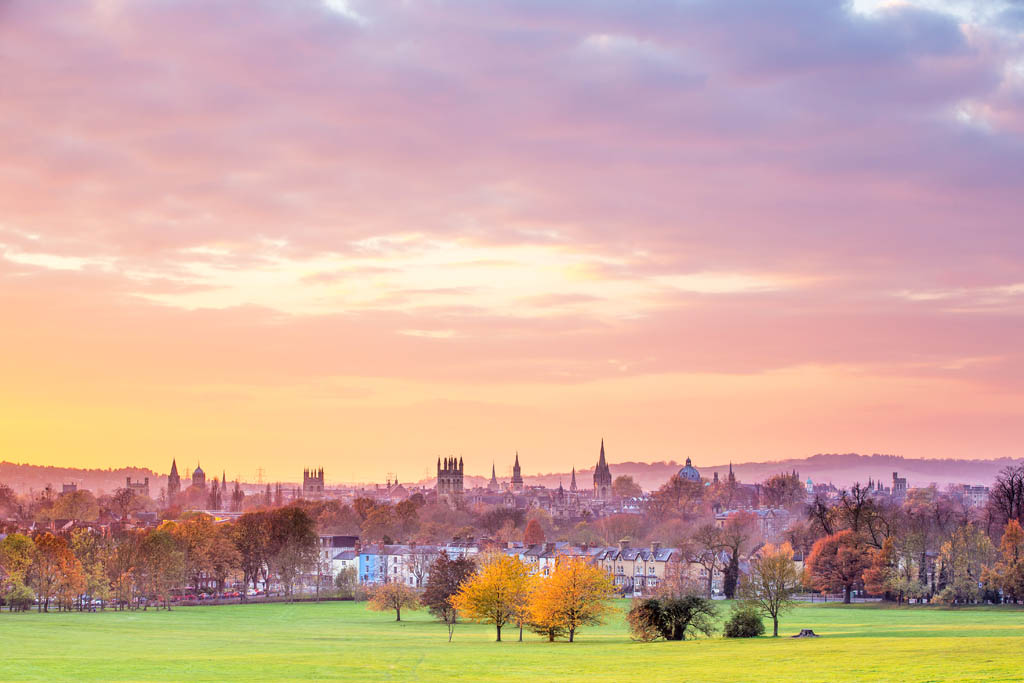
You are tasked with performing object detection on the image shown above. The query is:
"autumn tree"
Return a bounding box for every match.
[528,556,615,642]
[70,529,111,609]
[523,519,546,546]
[51,490,100,522]
[983,519,1024,603]
[936,524,994,605]
[648,475,705,522]
[452,554,534,642]
[595,514,644,546]
[862,537,898,600]
[30,532,72,612]
[139,527,185,610]
[0,533,35,611]
[233,510,271,598]
[55,552,86,612]
[805,530,871,603]
[760,473,806,510]
[367,581,420,621]
[739,542,802,637]
[105,529,142,610]
[173,514,217,592]
[421,551,477,624]
[612,475,642,499]
[208,523,241,593]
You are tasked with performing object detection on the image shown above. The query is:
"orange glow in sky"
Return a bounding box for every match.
[1,0,1022,482]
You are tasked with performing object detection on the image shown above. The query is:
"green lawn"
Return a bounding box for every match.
[1,600,1023,682]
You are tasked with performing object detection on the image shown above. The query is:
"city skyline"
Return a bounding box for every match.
[2,0,1023,481]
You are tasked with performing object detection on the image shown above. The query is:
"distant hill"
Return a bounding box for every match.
[451,453,1023,492]
[0,461,167,496]
[5,453,1020,496]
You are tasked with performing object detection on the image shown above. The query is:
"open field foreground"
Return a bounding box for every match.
[2,602,1024,682]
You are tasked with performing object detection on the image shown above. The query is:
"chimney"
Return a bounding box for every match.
[618,539,629,551]
[651,541,662,553]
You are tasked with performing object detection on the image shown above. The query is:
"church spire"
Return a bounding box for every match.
[570,467,577,492]
[511,451,523,492]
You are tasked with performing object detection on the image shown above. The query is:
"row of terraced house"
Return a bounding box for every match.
[343,539,731,596]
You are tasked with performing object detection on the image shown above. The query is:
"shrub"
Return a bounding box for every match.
[626,599,662,642]
[723,605,765,638]
[626,595,717,641]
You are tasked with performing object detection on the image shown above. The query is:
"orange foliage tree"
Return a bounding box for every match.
[367,581,420,621]
[983,519,1024,603]
[805,530,871,603]
[523,519,546,546]
[528,556,616,642]
[862,536,897,600]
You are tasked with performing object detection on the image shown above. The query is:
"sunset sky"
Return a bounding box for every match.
[1,0,1022,483]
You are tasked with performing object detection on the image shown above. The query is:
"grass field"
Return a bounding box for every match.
[1,600,1023,682]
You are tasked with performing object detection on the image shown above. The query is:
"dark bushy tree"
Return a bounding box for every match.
[626,595,717,641]
[421,551,477,624]
[723,604,765,638]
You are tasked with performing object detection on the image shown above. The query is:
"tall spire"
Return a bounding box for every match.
[598,439,606,467]
[570,467,577,492]
[170,459,178,476]
[511,451,523,491]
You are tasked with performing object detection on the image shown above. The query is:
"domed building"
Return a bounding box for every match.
[677,457,701,482]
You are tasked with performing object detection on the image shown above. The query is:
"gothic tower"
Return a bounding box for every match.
[593,439,612,501]
[511,452,524,493]
[436,456,464,509]
[167,459,181,500]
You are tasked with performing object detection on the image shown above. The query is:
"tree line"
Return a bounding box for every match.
[0,506,318,612]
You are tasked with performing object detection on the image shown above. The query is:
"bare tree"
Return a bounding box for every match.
[690,523,725,598]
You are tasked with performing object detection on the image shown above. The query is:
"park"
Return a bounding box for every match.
[2,601,1023,681]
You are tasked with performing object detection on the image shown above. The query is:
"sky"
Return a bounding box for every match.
[1,0,1022,484]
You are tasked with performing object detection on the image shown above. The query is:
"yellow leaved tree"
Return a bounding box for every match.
[451,553,535,642]
[528,555,616,642]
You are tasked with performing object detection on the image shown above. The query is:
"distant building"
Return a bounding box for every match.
[61,483,77,494]
[126,477,150,498]
[487,463,500,492]
[437,457,464,509]
[167,459,181,499]
[192,463,206,491]
[960,484,989,508]
[892,472,907,500]
[593,439,612,501]
[678,457,701,482]
[303,468,325,499]
[511,452,524,493]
